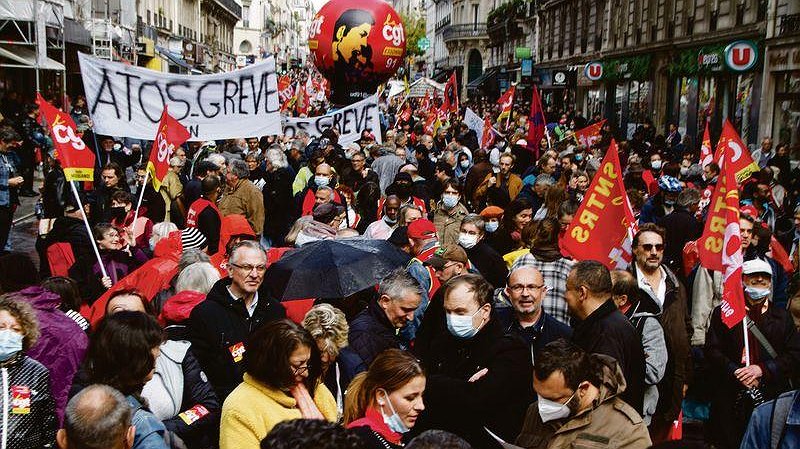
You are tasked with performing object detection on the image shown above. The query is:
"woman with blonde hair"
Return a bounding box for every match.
[345,349,425,449]
[302,303,366,416]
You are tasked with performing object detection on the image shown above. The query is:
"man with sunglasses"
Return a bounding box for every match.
[188,240,286,402]
[629,223,691,442]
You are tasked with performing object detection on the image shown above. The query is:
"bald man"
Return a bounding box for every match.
[58,384,135,449]
[497,266,572,360]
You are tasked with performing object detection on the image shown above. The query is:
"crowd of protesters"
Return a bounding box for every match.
[0,87,798,449]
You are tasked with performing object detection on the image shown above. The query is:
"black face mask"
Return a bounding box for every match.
[109,206,127,221]
[395,183,412,198]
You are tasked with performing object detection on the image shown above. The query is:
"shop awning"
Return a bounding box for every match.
[0,44,65,70]
[156,45,193,71]
[466,68,497,89]
[64,18,91,47]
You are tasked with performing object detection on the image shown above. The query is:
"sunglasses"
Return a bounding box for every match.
[639,243,664,252]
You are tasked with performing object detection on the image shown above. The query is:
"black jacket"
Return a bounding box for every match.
[414,316,532,448]
[46,216,94,262]
[572,299,646,415]
[657,207,703,276]
[42,166,69,218]
[262,167,295,245]
[187,278,286,402]
[1,355,57,449]
[465,241,508,289]
[495,307,573,360]
[348,300,400,367]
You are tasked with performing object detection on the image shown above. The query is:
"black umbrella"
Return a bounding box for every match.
[264,239,411,300]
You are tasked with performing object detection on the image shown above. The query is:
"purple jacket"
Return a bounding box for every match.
[11,286,89,425]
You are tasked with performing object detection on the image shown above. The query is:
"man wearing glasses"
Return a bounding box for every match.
[188,240,286,401]
[628,223,691,442]
[497,266,572,361]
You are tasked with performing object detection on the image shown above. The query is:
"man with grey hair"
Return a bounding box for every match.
[205,153,227,175]
[57,384,134,449]
[657,187,702,275]
[219,158,265,235]
[188,240,286,400]
[348,268,422,366]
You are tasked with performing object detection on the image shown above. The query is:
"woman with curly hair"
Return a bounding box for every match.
[0,294,57,448]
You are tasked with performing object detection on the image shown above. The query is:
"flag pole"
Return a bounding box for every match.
[743,315,751,366]
[132,169,149,232]
[69,182,108,279]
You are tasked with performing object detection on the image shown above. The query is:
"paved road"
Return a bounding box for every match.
[8,168,43,267]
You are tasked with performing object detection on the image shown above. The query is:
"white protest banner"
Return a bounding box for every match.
[464,107,484,143]
[78,53,281,141]
[282,95,382,146]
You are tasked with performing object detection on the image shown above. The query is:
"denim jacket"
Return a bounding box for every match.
[741,390,800,449]
[127,395,169,449]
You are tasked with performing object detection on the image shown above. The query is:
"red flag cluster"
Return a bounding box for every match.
[573,119,606,149]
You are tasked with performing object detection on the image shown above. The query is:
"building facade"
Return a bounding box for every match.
[532,0,769,146]
[233,0,313,71]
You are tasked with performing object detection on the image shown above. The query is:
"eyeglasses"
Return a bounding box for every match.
[291,363,312,375]
[229,263,267,274]
[508,284,545,293]
[639,243,664,252]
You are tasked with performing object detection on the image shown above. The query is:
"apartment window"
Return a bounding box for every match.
[686,16,693,36]
[736,2,745,26]
[472,4,478,27]
[147,10,151,24]
[757,0,767,21]
[243,6,250,27]
[709,10,718,31]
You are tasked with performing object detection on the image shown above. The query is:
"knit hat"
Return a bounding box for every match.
[180,228,208,250]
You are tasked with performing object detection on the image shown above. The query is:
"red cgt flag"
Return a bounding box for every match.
[712,120,759,182]
[481,116,495,149]
[526,85,546,155]
[442,72,459,114]
[497,85,515,126]
[717,147,747,328]
[700,125,713,168]
[574,119,606,149]
[147,106,190,191]
[278,75,294,111]
[420,90,431,112]
[36,93,96,181]
[561,139,637,269]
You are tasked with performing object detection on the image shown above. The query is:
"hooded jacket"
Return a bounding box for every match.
[623,294,668,425]
[219,179,264,235]
[515,355,652,449]
[187,278,286,402]
[10,286,88,425]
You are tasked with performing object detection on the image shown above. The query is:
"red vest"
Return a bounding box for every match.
[186,197,221,228]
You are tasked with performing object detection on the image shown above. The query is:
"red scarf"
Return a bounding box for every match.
[346,407,402,445]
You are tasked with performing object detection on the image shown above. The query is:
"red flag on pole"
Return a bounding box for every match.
[717,148,747,328]
[399,102,412,125]
[561,139,637,269]
[36,93,96,181]
[573,119,606,149]
[700,125,713,168]
[420,90,431,112]
[481,116,495,149]
[278,75,294,110]
[442,72,459,114]
[147,106,190,191]
[526,85,546,156]
[712,120,759,182]
[497,86,515,127]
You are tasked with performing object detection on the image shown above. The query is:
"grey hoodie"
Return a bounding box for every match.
[626,301,668,425]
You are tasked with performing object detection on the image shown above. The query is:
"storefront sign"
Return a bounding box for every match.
[768,47,800,71]
[521,59,533,77]
[724,40,758,72]
[585,62,603,81]
[515,47,532,60]
[697,51,723,71]
[552,70,568,86]
[78,53,281,141]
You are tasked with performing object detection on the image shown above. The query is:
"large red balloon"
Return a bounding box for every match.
[308,0,407,105]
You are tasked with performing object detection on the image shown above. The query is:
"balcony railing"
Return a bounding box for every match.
[779,13,800,37]
[442,23,487,42]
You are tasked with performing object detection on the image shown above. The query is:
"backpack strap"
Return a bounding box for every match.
[769,391,796,449]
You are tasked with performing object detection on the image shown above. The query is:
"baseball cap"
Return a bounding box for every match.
[479,206,504,219]
[425,245,468,270]
[407,219,437,240]
[181,228,208,250]
[742,259,772,276]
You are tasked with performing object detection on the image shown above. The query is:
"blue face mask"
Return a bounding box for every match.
[0,330,23,362]
[378,389,410,433]
[442,194,459,209]
[446,308,482,339]
[575,154,583,162]
[485,221,499,233]
[744,286,770,302]
[315,175,330,187]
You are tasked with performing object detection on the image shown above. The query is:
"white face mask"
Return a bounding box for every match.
[378,389,410,433]
[458,232,478,249]
[446,307,482,339]
[650,160,662,171]
[484,221,499,233]
[537,390,577,423]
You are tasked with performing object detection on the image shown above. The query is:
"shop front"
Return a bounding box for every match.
[666,41,762,148]
[760,43,800,150]
[601,55,653,140]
